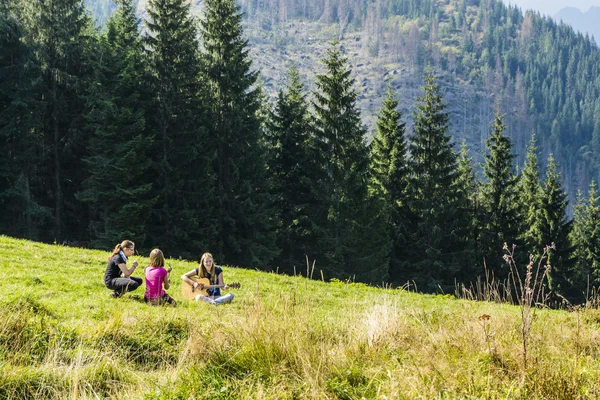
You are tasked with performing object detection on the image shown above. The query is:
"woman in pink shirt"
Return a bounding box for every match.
[144,248,176,306]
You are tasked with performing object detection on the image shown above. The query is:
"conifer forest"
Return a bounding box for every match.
[2,0,600,303]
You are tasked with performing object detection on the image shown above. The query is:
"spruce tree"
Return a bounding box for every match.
[145,0,216,257]
[201,0,277,267]
[267,66,324,273]
[77,0,153,250]
[313,42,389,282]
[540,155,575,298]
[0,5,49,239]
[517,134,544,256]
[570,183,600,298]
[406,71,462,290]
[455,140,479,283]
[369,85,409,283]
[18,0,94,241]
[480,111,520,279]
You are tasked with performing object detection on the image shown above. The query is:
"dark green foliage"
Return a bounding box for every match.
[267,67,324,273]
[145,0,216,257]
[404,72,464,290]
[0,7,49,239]
[313,43,389,282]
[201,0,277,267]
[517,134,544,256]
[454,140,479,282]
[77,0,154,250]
[480,111,520,279]
[570,182,600,297]
[18,0,95,241]
[540,155,575,297]
[369,85,408,283]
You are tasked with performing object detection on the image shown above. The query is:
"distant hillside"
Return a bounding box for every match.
[555,6,600,45]
[87,0,600,203]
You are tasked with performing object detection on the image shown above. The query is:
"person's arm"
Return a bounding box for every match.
[181,268,203,289]
[118,260,139,277]
[217,271,229,290]
[164,269,170,290]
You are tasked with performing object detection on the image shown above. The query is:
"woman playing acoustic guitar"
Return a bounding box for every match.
[181,252,234,304]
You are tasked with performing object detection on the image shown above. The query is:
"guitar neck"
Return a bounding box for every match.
[204,284,225,289]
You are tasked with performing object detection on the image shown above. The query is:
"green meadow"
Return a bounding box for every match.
[1,235,600,399]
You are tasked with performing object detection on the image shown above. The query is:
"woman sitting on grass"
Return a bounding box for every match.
[104,240,142,298]
[144,248,176,306]
[181,252,234,305]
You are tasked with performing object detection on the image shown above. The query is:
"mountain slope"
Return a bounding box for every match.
[1,235,600,398]
[86,0,600,204]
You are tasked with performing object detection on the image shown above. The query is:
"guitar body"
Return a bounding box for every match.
[181,276,240,300]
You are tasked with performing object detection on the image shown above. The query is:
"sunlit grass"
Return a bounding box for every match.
[2,235,600,399]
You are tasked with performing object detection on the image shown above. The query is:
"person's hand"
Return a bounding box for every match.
[132,260,139,268]
[223,284,229,290]
[167,265,172,273]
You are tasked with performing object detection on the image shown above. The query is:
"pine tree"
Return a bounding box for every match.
[267,66,323,273]
[406,71,462,290]
[454,140,479,283]
[313,42,389,282]
[18,0,94,241]
[480,111,520,279]
[201,0,277,267]
[0,5,49,239]
[570,183,600,298]
[517,134,544,255]
[369,85,409,283]
[77,0,154,250]
[540,155,575,298]
[145,0,216,257]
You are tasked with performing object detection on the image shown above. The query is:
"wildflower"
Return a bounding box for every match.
[478,314,491,321]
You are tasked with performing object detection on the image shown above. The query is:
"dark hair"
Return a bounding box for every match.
[108,240,135,260]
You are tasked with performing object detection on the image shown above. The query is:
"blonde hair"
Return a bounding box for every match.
[198,252,216,282]
[149,248,165,267]
[108,240,134,260]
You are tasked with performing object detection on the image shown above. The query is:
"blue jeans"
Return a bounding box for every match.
[195,293,234,304]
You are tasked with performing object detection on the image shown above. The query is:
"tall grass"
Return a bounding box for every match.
[2,235,600,398]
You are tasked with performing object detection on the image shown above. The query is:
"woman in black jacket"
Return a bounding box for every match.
[104,240,142,297]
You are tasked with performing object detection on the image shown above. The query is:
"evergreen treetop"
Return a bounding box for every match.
[201,0,277,267]
[541,154,575,296]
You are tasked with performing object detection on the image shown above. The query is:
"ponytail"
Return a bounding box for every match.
[108,240,134,260]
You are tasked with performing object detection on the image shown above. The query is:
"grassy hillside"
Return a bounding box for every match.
[1,235,600,399]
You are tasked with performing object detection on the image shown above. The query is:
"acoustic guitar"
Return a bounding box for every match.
[181,277,241,300]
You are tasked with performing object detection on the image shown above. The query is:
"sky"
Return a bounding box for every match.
[501,0,600,16]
